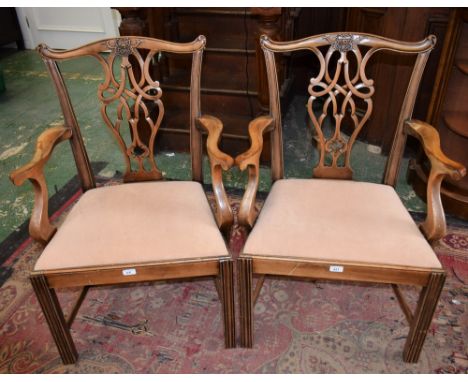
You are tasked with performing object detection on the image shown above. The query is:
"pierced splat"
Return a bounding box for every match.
[97,39,164,182]
[37,36,207,184]
[307,33,374,179]
[260,32,436,182]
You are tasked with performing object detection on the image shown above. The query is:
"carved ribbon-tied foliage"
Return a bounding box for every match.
[97,38,164,182]
[326,33,360,53]
[307,33,375,179]
[106,38,141,57]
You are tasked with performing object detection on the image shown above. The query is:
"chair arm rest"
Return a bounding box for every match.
[9,126,72,244]
[405,119,466,241]
[234,116,274,229]
[405,119,466,178]
[197,115,234,232]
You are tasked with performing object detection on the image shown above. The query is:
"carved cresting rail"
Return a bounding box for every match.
[260,33,436,182]
[37,36,207,184]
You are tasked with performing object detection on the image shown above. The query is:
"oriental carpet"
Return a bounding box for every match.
[0,180,466,373]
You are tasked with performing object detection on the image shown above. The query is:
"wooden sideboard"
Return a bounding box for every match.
[409,9,468,219]
[115,7,299,159]
[344,7,453,154]
[114,7,466,211]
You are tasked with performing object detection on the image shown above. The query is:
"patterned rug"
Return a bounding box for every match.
[0,181,467,373]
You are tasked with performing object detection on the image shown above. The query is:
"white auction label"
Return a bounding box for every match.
[329,265,344,273]
[122,268,137,276]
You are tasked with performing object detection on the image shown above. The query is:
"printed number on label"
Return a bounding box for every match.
[329,265,344,273]
[122,268,137,276]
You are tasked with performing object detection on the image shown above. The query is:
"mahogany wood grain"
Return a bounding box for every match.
[344,8,452,152]
[238,257,253,348]
[30,274,78,364]
[42,59,95,191]
[190,47,204,182]
[235,115,273,228]
[252,274,265,305]
[9,127,72,244]
[66,286,90,328]
[384,49,433,187]
[115,8,299,161]
[220,259,236,348]
[115,8,148,36]
[391,284,414,325]
[251,7,282,111]
[403,271,445,362]
[259,33,436,183]
[214,277,222,302]
[425,9,462,130]
[411,9,468,219]
[262,44,284,180]
[236,32,456,362]
[10,35,236,362]
[38,36,207,184]
[40,258,223,289]
[247,256,433,286]
[405,119,466,241]
[197,115,234,231]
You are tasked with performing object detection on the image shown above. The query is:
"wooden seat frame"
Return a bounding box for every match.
[10,35,236,364]
[236,33,466,363]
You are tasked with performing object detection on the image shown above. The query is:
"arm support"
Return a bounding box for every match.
[405,119,466,241]
[197,115,234,232]
[235,116,274,229]
[9,127,72,244]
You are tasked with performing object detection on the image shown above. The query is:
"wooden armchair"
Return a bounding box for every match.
[9,35,236,364]
[236,33,466,363]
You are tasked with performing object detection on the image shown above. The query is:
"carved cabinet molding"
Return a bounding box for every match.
[345,7,452,153]
[409,9,468,219]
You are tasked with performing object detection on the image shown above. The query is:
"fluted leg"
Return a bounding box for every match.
[403,271,445,363]
[219,259,236,348]
[238,257,253,347]
[30,273,78,364]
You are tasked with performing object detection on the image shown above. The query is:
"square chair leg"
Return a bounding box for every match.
[238,257,253,348]
[219,259,236,348]
[30,273,78,364]
[403,271,446,363]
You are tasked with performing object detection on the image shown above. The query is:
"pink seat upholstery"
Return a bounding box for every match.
[35,181,228,271]
[243,179,442,270]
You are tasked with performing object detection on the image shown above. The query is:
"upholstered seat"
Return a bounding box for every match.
[35,181,228,271]
[236,33,465,363]
[243,179,442,270]
[10,36,237,364]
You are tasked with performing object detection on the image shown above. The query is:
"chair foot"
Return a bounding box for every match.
[30,273,78,364]
[403,272,445,363]
[219,260,236,348]
[238,257,253,348]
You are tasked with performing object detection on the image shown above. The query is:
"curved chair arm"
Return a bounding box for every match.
[405,119,466,242]
[197,115,235,232]
[234,116,274,229]
[9,127,73,244]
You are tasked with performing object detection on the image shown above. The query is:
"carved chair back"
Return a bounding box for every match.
[261,32,436,186]
[38,36,206,189]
